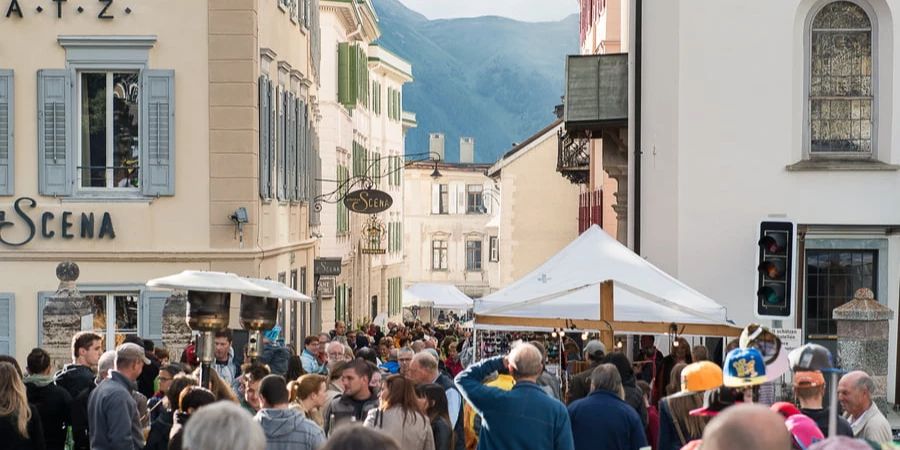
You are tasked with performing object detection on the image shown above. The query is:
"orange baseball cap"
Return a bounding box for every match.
[793,370,825,387]
[679,361,723,393]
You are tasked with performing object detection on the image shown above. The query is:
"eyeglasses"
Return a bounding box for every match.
[157,376,173,382]
[327,352,344,359]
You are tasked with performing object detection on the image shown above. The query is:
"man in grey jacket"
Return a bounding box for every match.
[87,342,149,450]
[254,374,326,450]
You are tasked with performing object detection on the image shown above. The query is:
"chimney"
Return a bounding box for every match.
[429,133,445,161]
[459,137,474,163]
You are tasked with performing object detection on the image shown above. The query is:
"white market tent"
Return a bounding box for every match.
[403,283,473,310]
[475,225,741,337]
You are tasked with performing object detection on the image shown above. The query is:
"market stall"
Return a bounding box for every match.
[403,283,473,323]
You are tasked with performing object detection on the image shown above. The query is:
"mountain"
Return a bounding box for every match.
[372,0,579,164]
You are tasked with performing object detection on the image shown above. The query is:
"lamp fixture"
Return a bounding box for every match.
[430,161,442,179]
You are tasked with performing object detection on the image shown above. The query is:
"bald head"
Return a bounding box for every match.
[702,404,791,450]
[838,370,875,418]
[409,352,439,384]
[508,343,543,380]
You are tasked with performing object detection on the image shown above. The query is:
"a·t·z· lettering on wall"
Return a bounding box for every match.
[4,0,132,20]
[0,197,116,247]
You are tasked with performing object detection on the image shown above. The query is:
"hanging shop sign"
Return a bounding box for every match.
[317,277,335,298]
[314,257,342,276]
[5,0,123,20]
[0,197,116,247]
[343,189,393,215]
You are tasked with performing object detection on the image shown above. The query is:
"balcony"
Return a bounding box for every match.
[557,128,591,184]
[564,53,627,132]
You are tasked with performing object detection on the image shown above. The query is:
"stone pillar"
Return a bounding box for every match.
[601,131,628,245]
[833,288,893,414]
[41,261,94,372]
[161,292,192,365]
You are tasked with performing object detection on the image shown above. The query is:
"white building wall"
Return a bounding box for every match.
[637,0,900,400]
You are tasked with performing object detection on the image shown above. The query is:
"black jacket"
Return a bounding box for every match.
[801,407,854,437]
[0,404,47,450]
[322,392,379,435]
[622,375,649,427]
[54,364,95,399]
[24,376,72,450]
[434,373,465,450]
[143,409,174,450]
[569,361,601,403]
[431,416,453,450]
[137,356,160,399]
[69,380,97,450]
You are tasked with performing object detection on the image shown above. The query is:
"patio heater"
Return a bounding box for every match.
[242,278,314,362]
[147,271,270,389]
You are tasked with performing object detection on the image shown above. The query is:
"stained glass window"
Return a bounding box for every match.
[810,2,873,154]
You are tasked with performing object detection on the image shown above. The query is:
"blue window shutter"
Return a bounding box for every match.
[37,69,71,196]
[277,88,286,200]
[259,76,271,199]
[286,93,294,201]
[140,290,170,343]
[141,70,176,196]
[297,100,305,201]
[0,70,13,196]
[269,84,276,199]
[0,293,14,355]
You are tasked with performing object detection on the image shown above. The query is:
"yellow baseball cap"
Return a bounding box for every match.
[679,361,724,393]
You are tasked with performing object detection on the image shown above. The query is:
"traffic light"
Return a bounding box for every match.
[756,220,796,319]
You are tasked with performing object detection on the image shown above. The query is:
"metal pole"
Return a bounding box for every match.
[199,362,212,390]
[829,372,838,437]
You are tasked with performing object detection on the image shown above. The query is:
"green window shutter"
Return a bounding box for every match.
[259,76,271,199]
[140,290,170,343]
[0,293,13,355]
[338,43,351,106]
[0,70,13,196]
[349,45,359,106]
[37,69,71,196]
[141,70,176,196]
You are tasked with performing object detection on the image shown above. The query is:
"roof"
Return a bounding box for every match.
[488,118,563,177]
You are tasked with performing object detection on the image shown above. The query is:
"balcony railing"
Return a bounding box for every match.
[578,189,603,234]
[557,129,590,184]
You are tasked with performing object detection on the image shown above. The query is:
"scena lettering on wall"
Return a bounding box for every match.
[0,197,116,247]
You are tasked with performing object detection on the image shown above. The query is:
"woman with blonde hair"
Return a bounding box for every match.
[288,374,329,427]
[0,361,46,449]
[192,365,238,403]
[364,375,434,450]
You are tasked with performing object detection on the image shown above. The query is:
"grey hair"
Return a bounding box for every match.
[508,343,543,378]
[856,373,876,396]
[97,350,116,381]
[590,364,624,399]
[183,401,266,450]
[398,347,415,356]
[412,352,438,373]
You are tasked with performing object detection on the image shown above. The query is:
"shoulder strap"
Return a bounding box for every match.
[663,398,688,444]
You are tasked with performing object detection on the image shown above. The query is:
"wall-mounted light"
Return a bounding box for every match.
[230,207,249,248]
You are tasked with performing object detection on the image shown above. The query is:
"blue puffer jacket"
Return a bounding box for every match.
[455,356,574,450]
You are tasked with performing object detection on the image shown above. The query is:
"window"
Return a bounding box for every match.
[432,240,448,270]
[85,293,140,351]
[489,236,499,262]
[805,249,876,338]
[439,184,449,214]
[336,165,350,234]
[809,1,874,155]
[78,71,140,190]
[466,184,484,214]
[43,37,174,197]
[466,239,483,271]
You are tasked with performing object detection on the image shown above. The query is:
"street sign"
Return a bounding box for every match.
[344,189,393,214]
[314,257,342,276]
[317,278,335,298]
[773,328,802,354]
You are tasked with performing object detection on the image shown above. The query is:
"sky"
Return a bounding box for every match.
[396,0,579,22]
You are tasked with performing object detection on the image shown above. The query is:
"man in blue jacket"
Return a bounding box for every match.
[455,342,574,450]
[568,364,648,450]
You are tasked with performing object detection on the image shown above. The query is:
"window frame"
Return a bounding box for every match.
[466,239,483,272]
[804,0,879,160]
[489,236,499,262]
[432,239,449,271]
[466,184,485,214]
[439,184,450,214]
[76,69,142,192]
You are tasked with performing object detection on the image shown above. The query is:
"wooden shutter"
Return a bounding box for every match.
[277,87,286,200]
[37,69,71,196]
[287,93,296,201]
[141,70,176,196]
[449,182,460,214]
[431,184,440,214]
[483,182,493,214]
[259,76,271,199]
[338,43,351,106]
[0,70,12,196]
[141,290,170,343]
[0,293,13,355]
[296,99,305,201]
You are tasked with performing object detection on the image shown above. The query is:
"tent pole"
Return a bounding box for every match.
[599,280,615,351]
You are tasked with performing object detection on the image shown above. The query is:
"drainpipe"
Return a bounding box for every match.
[633,0,643,255]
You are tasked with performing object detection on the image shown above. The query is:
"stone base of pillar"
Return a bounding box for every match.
[162,293,192,365]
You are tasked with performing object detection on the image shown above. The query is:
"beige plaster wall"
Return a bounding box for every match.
[497,128,580,285]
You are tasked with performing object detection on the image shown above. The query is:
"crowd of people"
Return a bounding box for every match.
[0,320,896,450]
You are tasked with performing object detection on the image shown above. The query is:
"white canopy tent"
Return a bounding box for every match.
[403,283,473,310]
[475,225,740,337]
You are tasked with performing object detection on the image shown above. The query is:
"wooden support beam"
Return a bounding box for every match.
[473,314,742,337]
[599,280,615,350]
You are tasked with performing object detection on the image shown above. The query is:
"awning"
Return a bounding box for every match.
[403,283,473,310]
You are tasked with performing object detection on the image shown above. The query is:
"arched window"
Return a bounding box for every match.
[809,1,873,155]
